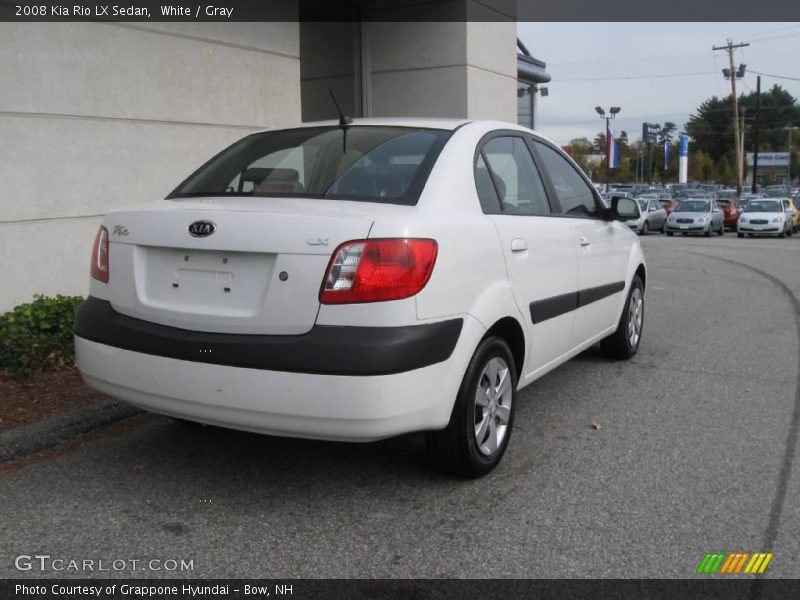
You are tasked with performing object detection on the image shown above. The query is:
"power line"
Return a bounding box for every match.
[558,71,714,82]
[549,54,712,67]
[744,32,800,44]
[750,69,800,82]
[739,24,800,39]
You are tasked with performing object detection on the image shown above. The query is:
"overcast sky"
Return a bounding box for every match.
[517,22,800,147]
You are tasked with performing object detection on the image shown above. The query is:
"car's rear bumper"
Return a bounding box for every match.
[73,297,463,376]
[74,300,482,441]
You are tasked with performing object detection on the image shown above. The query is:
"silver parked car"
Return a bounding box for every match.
[634,197,667,235]
[665,198,724,237]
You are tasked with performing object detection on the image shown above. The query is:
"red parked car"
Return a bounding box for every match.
[716,198,739,230]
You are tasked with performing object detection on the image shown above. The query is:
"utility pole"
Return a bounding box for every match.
[752,75,760,194]
[713,39,749,195]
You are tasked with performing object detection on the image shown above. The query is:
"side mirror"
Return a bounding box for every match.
[609,196,639,221]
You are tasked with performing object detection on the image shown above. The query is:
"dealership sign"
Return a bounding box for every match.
[746,152,789,167]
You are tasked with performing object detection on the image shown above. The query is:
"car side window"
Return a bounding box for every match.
[532,141,601,218]
[479,136,551,215]
[475,154,502,213]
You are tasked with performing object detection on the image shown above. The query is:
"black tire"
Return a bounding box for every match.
[666,231,674,237]
[737,232,744,238]
[780,228,787,238]
[600,274,644,360]
[718,222,724,236]
[660,220,666,234]
[426,336,517,478]
[640,221,649,236]
[704,224,711,237]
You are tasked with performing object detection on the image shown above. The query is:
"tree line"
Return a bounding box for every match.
[563,85,800,185]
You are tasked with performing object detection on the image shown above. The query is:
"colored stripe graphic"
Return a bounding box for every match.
[744,553,774,574]
[696,553,726,574]
[698,552,774,575]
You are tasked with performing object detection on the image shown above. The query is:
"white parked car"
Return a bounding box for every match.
[737,198,794,238]
[73,119,647,477]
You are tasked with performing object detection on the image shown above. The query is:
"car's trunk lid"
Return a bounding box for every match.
[104,198,375,334]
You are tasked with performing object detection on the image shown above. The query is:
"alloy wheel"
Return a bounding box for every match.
[474,357,513,457]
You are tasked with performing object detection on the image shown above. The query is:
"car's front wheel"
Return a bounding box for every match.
[427,336,517,478]
[600,274,644,360]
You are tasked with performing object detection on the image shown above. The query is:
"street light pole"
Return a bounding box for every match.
[595,106,621,191]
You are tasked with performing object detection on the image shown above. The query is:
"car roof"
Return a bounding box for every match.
[253,118,472,133]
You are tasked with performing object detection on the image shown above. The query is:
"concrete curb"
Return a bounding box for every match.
[0,400,142,463]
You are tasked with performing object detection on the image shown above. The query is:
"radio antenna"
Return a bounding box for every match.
[329,89,353,153]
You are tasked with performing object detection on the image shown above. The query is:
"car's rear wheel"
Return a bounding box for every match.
[600,274,644,360]
[426,336,516,478]
[718,222,724,236]
[660,220,666,233]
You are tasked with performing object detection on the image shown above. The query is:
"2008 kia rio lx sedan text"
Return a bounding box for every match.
[73,119,646,477]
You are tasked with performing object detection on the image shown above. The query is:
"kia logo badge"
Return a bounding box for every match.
[188,221,216,237]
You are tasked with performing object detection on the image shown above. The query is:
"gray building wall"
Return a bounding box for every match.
[367,21,516,121]
[1,11,518,312]
[0,21,300,310]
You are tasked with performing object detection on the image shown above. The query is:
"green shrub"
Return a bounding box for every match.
[0,295,84,378]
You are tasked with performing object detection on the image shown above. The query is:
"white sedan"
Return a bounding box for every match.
[73,119,647,477]
[738,198,794,238]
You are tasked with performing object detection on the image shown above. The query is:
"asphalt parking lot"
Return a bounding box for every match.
[1,233,799,579]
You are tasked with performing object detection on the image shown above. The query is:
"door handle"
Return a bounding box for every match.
[511,238,528,252]
[579,235,591,247]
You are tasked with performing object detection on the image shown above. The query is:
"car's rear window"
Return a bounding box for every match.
[168,126,452,206]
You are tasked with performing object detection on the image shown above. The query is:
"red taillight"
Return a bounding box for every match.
[90,226,109,283]
[320,238,438,304]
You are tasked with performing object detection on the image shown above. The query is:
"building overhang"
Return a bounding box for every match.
[518,54,551,85]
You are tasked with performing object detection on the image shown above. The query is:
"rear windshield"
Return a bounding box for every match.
[168,126,452,205]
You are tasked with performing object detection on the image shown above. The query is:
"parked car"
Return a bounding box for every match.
[737,198,794,238]
[786,197,800,233]
[715,198,740,230]
[665,198,725,237]
[634,197,667,234]
[794,197,800,231]
[72,119,647,477]
[764,185,790,198]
